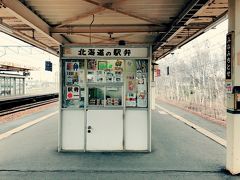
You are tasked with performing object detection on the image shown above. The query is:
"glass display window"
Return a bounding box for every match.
[86,59,124,107]
[88,87,105,106]
[65,60,85,86]
[62,58,148,109]
[63,85,85,108]
[96,70,105,83]
[105,71,115,82]
[87,59,97,70]
[125,59,148,108]
[87,70,96,83]
[62,59,85,108]
[105,86,122,106]
[87,59,123,83]
[66,86,80,100]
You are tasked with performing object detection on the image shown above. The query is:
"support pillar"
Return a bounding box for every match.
[23,77,26,95]
[14,77,16,95]
[151,82,156,110]
[226,0,240,175]
[151,60,156,110]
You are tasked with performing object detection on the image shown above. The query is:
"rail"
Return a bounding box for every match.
[0,93,59,116]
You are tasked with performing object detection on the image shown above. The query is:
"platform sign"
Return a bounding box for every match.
[63,47,148,58]
[226,82,233,94]
[156,69,160,77]
[45,61,52,72]
[226,32,234,80]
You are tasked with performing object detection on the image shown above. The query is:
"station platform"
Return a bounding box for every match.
[0,93,58,102]
[0,101,235,179]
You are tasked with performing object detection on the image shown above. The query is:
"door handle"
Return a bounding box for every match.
[87,126,92,133]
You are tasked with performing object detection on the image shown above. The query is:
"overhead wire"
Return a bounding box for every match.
[89,14,95,44]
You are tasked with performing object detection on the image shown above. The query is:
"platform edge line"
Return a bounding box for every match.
[0,111,58,141]
[156,104,226,147]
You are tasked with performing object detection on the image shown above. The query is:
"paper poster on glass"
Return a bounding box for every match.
[126,60,135,72]
[106,86,122,106]
[126,72,136,91]
[66,62,80,86]
[126,92,136,107]
[88,87,104,106]
[87,70,96,82]
[115,60,123,71]
[65,99,84,108]
[125,72,136,107]
[115,71,122,82]
[66,86,80,100]
[106,71,114,82]
[80,87,85,98]
[79,70,85,84]
[87,59,97,70]
[136,60,148,107]
[98,61,107,70]
[114,60,123,82]
[125,59,148,108]
[136,76,147,107]
[96,70,105,82]
[136,60,147,74]
[137,91,147,107]
[137,78,147,91]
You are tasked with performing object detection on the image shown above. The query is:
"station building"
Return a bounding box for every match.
[0,64,30,96]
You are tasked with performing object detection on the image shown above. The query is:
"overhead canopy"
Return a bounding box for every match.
[0,0,227,59]
[0,64,31,71]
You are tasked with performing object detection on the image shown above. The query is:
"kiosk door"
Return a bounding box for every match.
[86,110,123,151]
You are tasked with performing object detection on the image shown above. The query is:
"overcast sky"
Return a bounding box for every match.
[0,32,59,82]
[158,19,227,63]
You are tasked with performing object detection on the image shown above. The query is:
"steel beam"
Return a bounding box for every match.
[81,0,160,25]
[1,0,68,45]
[155,10,228,60]
[51,25,166,34]
[0,20,58,55]
[56,6,104,28]
[56,0,127,27]
[153,0,209,51]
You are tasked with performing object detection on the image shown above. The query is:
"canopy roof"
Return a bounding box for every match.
[0,0,228,60]
[0,64,31,71]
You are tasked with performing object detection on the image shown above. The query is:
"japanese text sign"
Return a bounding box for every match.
[226,32,234,80]
[63,47,148,58]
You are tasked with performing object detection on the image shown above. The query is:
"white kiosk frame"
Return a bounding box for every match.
[58,45,151,152]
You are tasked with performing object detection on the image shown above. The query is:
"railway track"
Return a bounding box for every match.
[0,94,58,116]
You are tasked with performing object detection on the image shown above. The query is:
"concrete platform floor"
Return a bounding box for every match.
[0,102,238,179]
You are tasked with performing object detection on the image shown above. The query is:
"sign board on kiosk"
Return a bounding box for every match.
[63,47,148,58]
[59,45,152,152]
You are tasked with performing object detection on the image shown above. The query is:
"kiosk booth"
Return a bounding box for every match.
[58,45,151,152]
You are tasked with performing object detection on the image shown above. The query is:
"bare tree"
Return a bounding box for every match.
[156,23,227,121]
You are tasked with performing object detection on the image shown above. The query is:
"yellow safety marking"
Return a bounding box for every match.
[156,104,226,147]
[0,111,58,141]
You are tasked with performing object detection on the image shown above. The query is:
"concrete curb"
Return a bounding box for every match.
[0,111,58,141]
[156,104,226,147]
